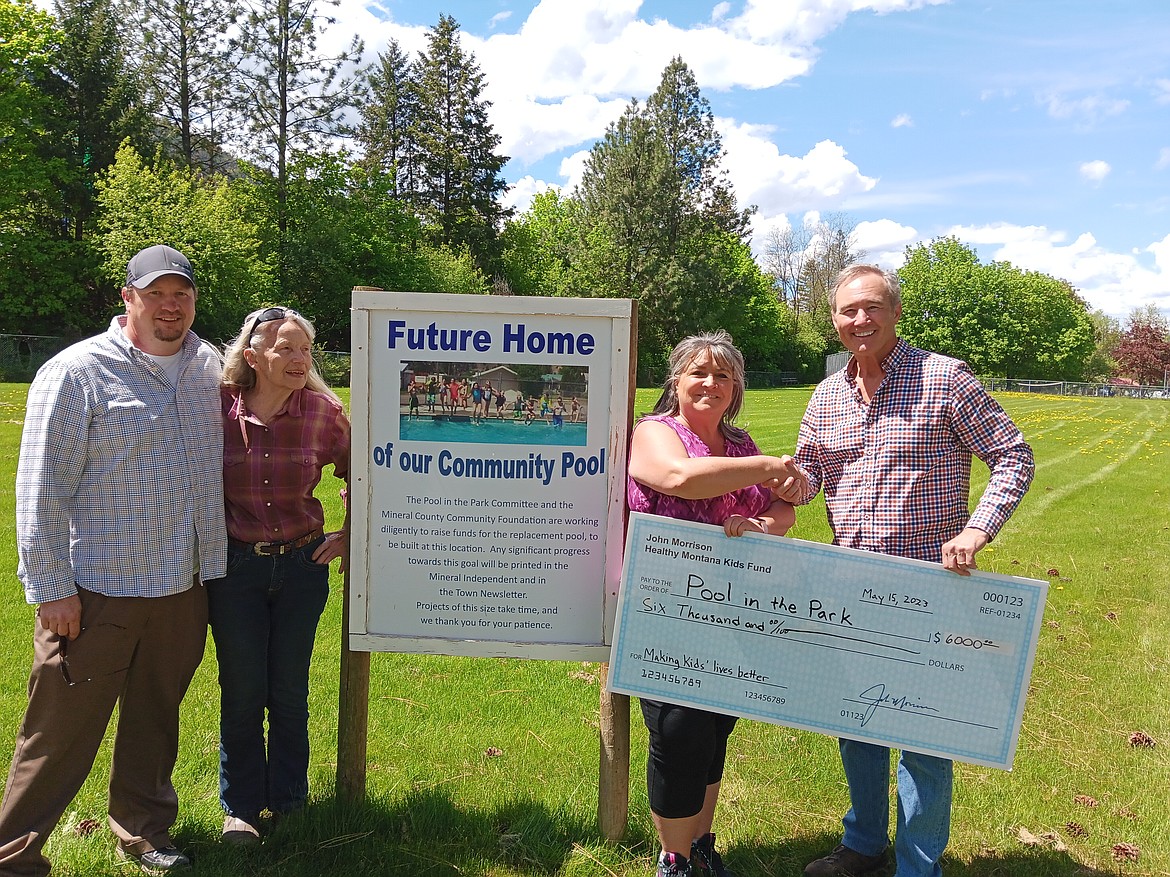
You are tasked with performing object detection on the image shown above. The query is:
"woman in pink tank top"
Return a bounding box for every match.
[627,330,807,877]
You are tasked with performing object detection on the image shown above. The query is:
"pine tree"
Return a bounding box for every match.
[356,39,419,199]
[411,14,510,274]
[644,57,751,247]
[137,0,240,174]
[51,0,149,241]
[231,0,364,293]
[577,99,668,299]
[573,57,766,370]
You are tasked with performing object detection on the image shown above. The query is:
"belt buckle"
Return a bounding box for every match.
[252,541,275,556]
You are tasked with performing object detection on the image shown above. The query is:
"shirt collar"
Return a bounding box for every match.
[843,337,908,382]
[229,387,305,424]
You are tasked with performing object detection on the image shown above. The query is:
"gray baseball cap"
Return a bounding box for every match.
[125,245,196,290]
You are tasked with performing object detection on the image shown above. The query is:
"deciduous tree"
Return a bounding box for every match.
[248,152,485,347]
[898,236,1095,380]
[1114,308,1170,386]
[1085,309,1122,381]
[95,142,275,342]
[762,211,864,345]
[498,189,581,296]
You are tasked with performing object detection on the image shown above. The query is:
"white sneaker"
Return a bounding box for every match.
[222,815,261,846]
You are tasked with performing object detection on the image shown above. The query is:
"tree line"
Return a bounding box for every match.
[3,0,1166,383]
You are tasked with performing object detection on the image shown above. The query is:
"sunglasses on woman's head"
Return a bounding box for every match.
[247,306,297,340]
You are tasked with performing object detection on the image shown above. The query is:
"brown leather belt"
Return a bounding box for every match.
[229,528,324,556]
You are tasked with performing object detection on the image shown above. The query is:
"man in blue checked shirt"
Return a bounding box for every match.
[0,245,226,876]
[787,265,1034,877]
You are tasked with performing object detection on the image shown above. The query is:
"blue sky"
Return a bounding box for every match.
[330,0,1169,318]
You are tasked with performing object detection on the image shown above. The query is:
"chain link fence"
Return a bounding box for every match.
[0,335,72,382]
[979,378,1169,399]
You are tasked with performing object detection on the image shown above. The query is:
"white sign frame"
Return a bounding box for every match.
[349,292,634,660]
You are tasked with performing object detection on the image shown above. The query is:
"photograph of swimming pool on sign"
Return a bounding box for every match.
[398,361,589,447]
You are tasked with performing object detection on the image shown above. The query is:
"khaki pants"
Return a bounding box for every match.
[0,584,207,877]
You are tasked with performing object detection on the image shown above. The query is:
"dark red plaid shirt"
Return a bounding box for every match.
[222,387,350,543]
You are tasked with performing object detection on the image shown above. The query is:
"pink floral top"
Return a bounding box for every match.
[627,415,773,525]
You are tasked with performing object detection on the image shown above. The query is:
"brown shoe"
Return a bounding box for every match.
[803,844,888,877]
[222,815,261,846]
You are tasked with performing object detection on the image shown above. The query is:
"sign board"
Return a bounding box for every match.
[608,513,1048,769]
[349,292,634,659]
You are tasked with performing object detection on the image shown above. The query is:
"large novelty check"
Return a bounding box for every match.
[607,512,1048,769]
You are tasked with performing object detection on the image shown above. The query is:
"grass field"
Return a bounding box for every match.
[0,383,1165,876]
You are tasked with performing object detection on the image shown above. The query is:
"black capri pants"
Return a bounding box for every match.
[640,698,738,818]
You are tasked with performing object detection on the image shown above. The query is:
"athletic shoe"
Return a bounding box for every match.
[116,844,192,874]
[657,850,693,877]
[691,832,735,877]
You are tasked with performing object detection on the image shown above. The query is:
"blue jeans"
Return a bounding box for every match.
[207,538,330,819]
[838,739,953,877]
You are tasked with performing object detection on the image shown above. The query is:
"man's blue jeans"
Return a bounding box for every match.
[838,738,953,877]
[207,538,329,820]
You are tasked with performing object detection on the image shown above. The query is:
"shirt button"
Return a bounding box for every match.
[264,453,270,458]
[264,480,269,484]
[266,502,272,507]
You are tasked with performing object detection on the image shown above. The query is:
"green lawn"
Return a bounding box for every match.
[0,384,1165,876]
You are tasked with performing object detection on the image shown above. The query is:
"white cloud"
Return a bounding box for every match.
[503,175,555,213]
[1040,93,1129,124]
[488,11,512,29]
[854,219,919,266]
[1153,78,1170,105]
[490,94,629,167]
[724,0,948,46]
[890,114,914,128]
[943,223,1170,316]
[1156,147,1170,171]
[558,150,592,193]
[732,128,878,257]
[326,0,429,56]
[722,123,878,218]
[1078,160,1111,183]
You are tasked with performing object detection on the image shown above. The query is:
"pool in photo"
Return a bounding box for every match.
[399,414,588,447]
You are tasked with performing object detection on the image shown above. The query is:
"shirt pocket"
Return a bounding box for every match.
[223,447,249,469]
[287,450,317,469]
[90,396,158,448]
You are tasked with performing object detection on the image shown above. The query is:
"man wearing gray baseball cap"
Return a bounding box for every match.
[0,245,226,875]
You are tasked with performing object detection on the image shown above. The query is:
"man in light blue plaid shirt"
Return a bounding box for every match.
[0,245,226,876]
